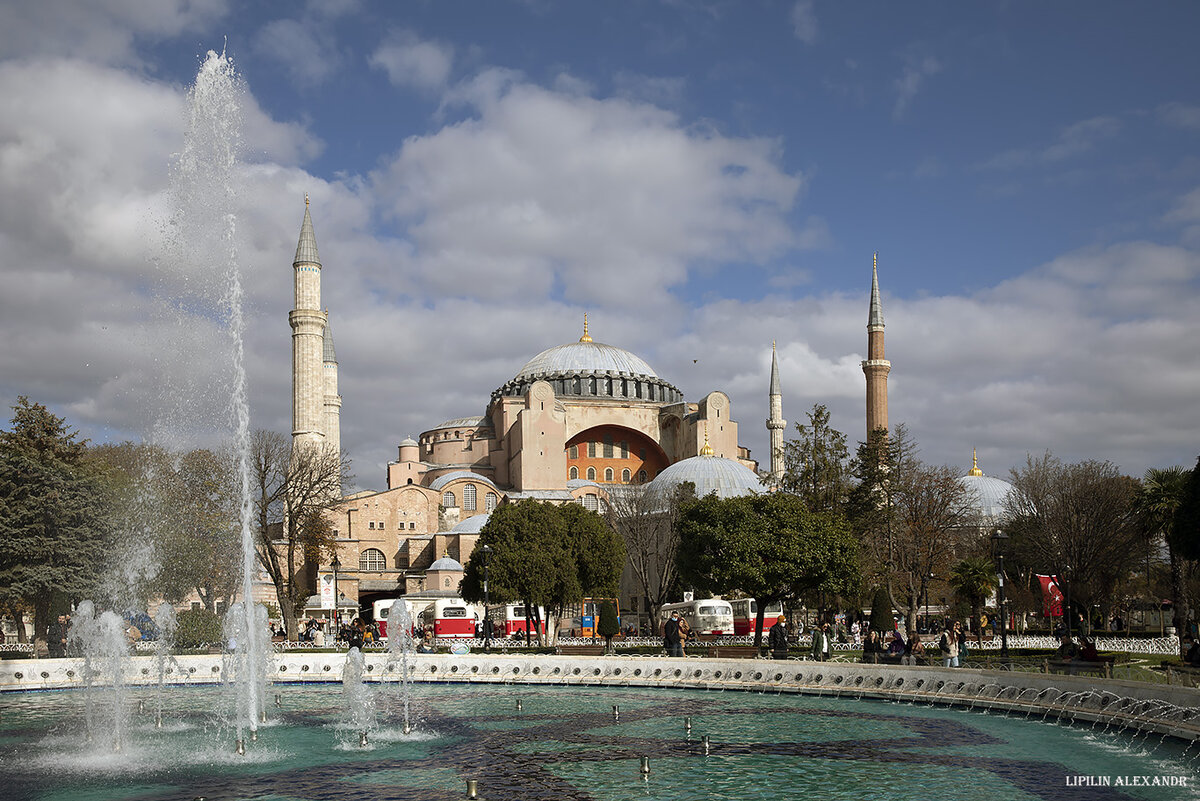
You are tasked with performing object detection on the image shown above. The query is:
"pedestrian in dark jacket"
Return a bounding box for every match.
[768,615,789,659]
[663,612,683,657]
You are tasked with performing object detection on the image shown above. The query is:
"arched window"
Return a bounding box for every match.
[638,470,648,483]
[569,466,579,480]
[586,467,596,481]
[485,492,498,512]
[463,483,477,511]
[604,467,614,482]
[583,494,599,511]
[442,490,456,507]
[359,548,386,572]
[622,468,631,483]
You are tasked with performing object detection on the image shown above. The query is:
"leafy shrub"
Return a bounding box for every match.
[174,608,222,649]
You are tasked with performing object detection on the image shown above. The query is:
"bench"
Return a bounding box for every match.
[1045,657,1114,677]
[555,645,606,656]
[705,646,765,659]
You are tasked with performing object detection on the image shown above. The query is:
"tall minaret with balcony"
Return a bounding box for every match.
[862,253,891,439]
[290,196,328,450]
[766,341,786,483]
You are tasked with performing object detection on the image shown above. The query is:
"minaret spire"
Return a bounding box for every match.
[767,341,786,483]
[291,198,327,450]
[862,252,891,439]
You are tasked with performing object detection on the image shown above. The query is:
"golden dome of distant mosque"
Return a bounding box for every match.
[957,448,1015,523]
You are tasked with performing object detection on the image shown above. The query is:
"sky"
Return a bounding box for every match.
[1,0,1198,490]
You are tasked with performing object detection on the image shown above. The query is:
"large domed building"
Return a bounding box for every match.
[956,449,1015,527]
[289,205,892,624]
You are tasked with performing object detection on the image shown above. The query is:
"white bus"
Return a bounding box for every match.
[658,599,735,636]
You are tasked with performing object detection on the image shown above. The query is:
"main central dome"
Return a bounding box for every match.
[490,319,683,404]
[515,340,658,382]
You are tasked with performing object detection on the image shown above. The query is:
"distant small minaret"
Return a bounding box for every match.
[290,195,328,450]
[861,253,891,439]
[766,341,786,482]
[323,315,341,455]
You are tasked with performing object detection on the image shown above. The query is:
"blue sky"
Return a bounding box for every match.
[1,1,1198,487]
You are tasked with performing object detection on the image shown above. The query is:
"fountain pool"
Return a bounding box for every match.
[1,682,1196,801]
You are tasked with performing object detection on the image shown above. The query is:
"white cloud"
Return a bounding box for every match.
[977,115,1121,171]
[253,18,339,86]
[790,1,818,45]
[370,72,804,309]
[369,28,455,91]
[1157,102,1200,130]
[892,53,941,120]
[0,0,228,65]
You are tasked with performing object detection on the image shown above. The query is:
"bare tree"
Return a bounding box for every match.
[604,482,693,628]
[250,431,349,640]
[1005,453,1142,630]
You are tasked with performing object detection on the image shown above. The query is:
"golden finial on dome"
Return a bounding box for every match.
[700,423,715,457]
[579,312,593,343]
[968,447,983,477]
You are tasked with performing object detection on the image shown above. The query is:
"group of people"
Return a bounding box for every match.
[661,610,693,657]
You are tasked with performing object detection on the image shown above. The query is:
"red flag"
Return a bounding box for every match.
[1037,574,1063,617]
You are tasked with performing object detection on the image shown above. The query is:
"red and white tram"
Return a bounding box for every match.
[419,598,482,639]
[729,598,784,637]
[487,604,546,636]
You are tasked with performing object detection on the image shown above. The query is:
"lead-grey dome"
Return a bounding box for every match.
[957,473,1014,522]
[646,454,763,502]
[429,554,464,571]
[515,341,658,382]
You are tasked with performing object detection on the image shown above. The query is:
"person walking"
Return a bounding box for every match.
[663,611,683,657]
[809,622,829,661]
[939,621,961,667]
[768,615,789,659]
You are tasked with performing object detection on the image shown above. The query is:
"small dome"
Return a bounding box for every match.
[429,554,464,571]
[399,436,418,447]
[515,341,657,381]
[451,513,491,533]
[646,454,762,502]
[957,473,1014,522]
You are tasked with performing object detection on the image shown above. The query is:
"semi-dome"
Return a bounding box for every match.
[957,450,1014,523]
[646,454,763,502]
[451,513,491,533]
[428,471,499,492]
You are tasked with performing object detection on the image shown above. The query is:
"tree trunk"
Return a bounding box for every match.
[1170,549,1191,655]
[753,606,766,648]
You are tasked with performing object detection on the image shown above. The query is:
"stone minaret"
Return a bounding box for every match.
[290,196,328,450]
[323,316,341,455]
[861,252,891,439]
[766,341,786,483]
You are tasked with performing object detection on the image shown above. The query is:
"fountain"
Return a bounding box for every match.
[3,42,1200,800]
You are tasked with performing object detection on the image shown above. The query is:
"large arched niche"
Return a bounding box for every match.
[565,425,668,484]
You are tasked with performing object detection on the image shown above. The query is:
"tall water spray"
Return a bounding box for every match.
[387,600,416,732]
[173,48,266,742]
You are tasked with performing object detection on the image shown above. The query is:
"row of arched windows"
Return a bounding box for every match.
[442,486,498,512]
[569,466,647,483]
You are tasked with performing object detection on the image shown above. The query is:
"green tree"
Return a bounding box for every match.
[1137,465,1192,649]
[949,557,997,644]
[868,586,893,633]
[598,601,620,653]
[460,499,625,646]
[0,398,112,645]
[676,492,860,647]
[1170,457,1200,641]
[780,403,850,515]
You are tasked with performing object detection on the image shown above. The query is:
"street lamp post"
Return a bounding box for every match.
[330,554,341,637]
[481,544,493,652]
[992,529,1009,662]
[921,572,935,633]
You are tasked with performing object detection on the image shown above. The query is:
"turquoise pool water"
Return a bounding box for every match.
[0,683,1196,800]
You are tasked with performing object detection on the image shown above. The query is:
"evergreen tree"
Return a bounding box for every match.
[676,492,860,647]
[780,403,851,516]
[0,397,112,644]
[598,601,620,652]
